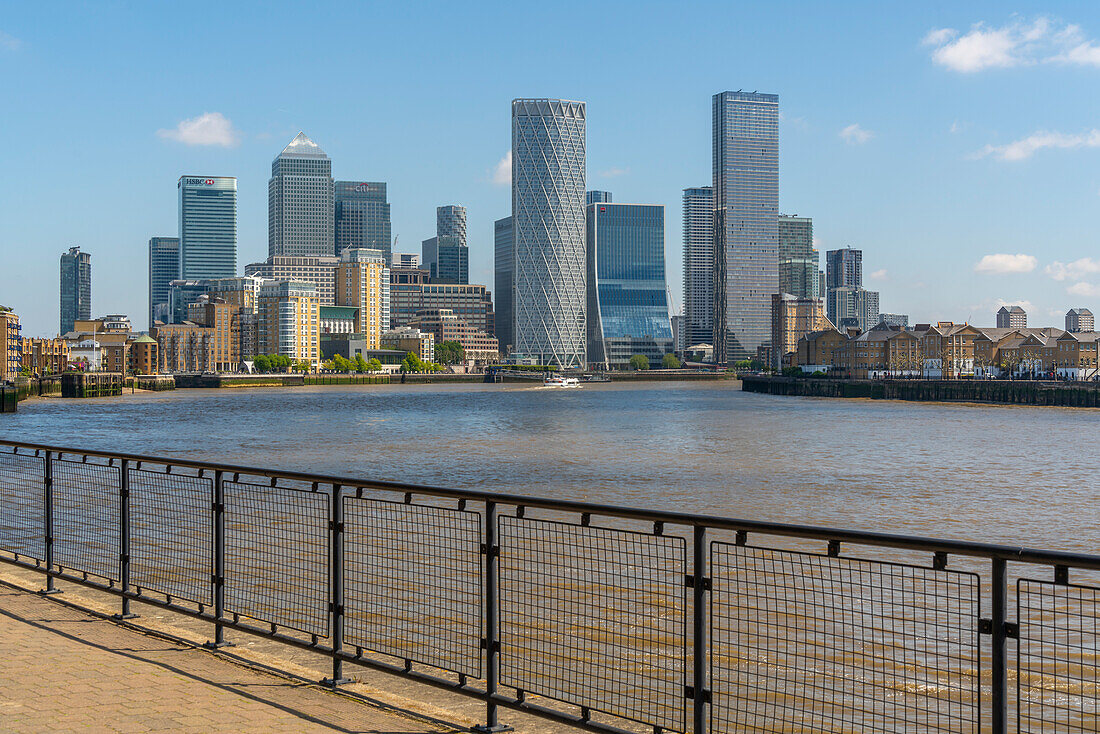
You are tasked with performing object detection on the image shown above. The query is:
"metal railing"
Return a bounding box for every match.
[0,438,1097,733]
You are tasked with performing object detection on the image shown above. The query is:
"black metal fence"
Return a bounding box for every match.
[0,439,1097,733]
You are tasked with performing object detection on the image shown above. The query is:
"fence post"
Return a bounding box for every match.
[692,525,710,733]
[114,458,136,619]
[474,500,512,732]
[41,450,60,595]
[323,483,350,686]
[205,469,231,648]
[991,557,1007,734]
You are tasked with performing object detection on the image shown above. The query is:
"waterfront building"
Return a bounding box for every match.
[206,276,263,314]
[334,181,391,260]
[436,205,467,249]
[827,286,879,332]
[996,305,1027,329]
[795,327,846,373]
[178,176,237,280]
[319,341,405,370]
[826,248,862,289]
[186,296,241,371]
[771,293,828,369]
[421,235,469,284]
[393,253,420,269]
[390,267,495,337]
[336,248,390,350]
[148,237,179,328]
[129,335,158,375]
[779,215,818,299]
[152,321,215,373]
[60,246,91,335]
[380,326,435,363]
[1055,330,1100,379]
[585,202,673,370]
[0,307,20,382]
[406,308,499,366]
[493,215,514,353]
[64,316,133,373]
[681,186,714,350]
[320,305,358,336]
[878,313,909,329]
[712,91,779,364]
[21,337,69,376]
[258,280,320,368]
[512,98,587,368]
[1066,308,1093,333]
[585,190,612,205]
[244,256,338,305]
[268,132,334,258]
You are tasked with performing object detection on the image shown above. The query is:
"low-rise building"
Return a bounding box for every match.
[129,335,158,375]
[795,327,846,373]
[153,321,214,373]
[406,308,499,366]
[21,337,69,376]
[380,326,435,363]
[1055,331,1100,380]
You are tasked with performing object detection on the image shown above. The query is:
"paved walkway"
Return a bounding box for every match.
[0,583,452,733]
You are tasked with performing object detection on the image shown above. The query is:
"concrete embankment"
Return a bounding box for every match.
[742,375,1100,408]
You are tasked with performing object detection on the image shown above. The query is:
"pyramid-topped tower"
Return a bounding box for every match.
[269,132,334,258]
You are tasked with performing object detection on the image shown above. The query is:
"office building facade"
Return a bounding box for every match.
[826,248,862,289]
[60,246,91,335]
[335,181,391,261]
[436,205,467,248]
[244,256,339,305]
[712,91,779,363]
[148,237,179,327]
[422,235,469,284]
[682,186,713,348]
[828,286,880,332]
[512,98,587,367]
[178,176,237,280]
[779,215,818,299]
[493,215,514,353]
[586,190,612,205]
[269,132,334,258]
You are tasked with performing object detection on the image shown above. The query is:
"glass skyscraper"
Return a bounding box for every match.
[178,176,237,280]
[148,236,179,327]
[586,203,672,368]
[826,247,862,289]
[682,186,713,348]
[421,235,469,284]
[712,90,779,363]
[779,215,818,299]
[59,246,91,335]
[334,181,391,261]
[493,215,513,353]
[436,205,467,248]
[585,190,612,205]
[269,132,334,258]
[512,98,587,368]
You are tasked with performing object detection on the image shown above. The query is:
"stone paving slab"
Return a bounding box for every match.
[0,583,453,733]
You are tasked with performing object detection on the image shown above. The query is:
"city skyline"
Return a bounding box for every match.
[4,4,1100,336]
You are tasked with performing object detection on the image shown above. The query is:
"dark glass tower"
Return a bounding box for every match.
[682,186,713,347]
[335,181,391,261]
[148,236,179,327]
[779,215,817,299]
[493,216,513,352]
[59,246,91,334]
[178,176,237,280]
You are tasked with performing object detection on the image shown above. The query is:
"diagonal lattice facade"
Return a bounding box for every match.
[512,98,587,368]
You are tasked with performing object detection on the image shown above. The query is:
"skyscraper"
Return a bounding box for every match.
[682,186,713,348]
[512,98,587,368]
[779,215,818,299]
[826,248,862,289]
[712,91,779,364]
[59,246,91,334]
[148,236,179,327]
[334,181,391,261]
[586,203,673,369]
[269,132,334,258]
[828,286,879,332]
[421,235,469,284]
[585,190,612,205]
[178,176,237,280]
[436,205,467,248]
[493,216,514,353]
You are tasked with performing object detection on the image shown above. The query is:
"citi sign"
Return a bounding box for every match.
[353,183,373,193]
[184,178,217,186]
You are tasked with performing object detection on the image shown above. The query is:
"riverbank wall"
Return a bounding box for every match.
[742,375,1100,407]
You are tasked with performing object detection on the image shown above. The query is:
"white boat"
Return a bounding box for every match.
[543,375,581,388]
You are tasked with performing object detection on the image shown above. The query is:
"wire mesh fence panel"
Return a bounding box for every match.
[1017,579,1100,733]
[223,480,329,637]
[343,496,482,677]
[128,467,212,606]
[710,543,980,734]
[51,458,120,581]
[0,451,45,561]
[497,516,687,732]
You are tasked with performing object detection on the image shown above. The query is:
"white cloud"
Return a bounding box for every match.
[949,120,964,134]
[925,17,1100,72]
[974,129,1100,161]
[0,31,21,51]
[1067,282,1100,297]
[599,166,629,178]
[157,112,239,147]
[974,253,1037,274]
[1045,258,1100,281]
[868,269,888,281]
[491,151,511,186]
[839,123,873,144]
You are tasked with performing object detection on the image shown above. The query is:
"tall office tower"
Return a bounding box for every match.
[421,235,469,284]
[148,236,179,327]
[778,215,818,299]
[586,190,612,205]
[493,216,514,352]
[828,286,879,332]
[336,248,390,349]
[682,186,713,348]
[269,132,334,257]
[334,181,391,261]
[826,248,862,289]
[1066,308,1095,333]
[178,176,237,280]
[996,305,1027,329]
[436,205,467,248]
[712,91,779,364]
[59,246,91,334]
[512,98,587,368]
[586,203,673,369]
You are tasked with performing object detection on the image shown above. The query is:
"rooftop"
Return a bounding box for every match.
[278,131,328,159]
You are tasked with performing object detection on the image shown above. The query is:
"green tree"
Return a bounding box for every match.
[662,353,681,369]
[366,358,383,372]
[629,354,650,371]
[354,354,369,372]
[253,355,272,373]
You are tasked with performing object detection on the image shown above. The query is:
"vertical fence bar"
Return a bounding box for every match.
[692,525,709,733]
[323,483,349,686]
[205,469,230,648]
[115,458,136,619]
[474,500,512,732]
[991,557,1007,734]
[41,450,59,595]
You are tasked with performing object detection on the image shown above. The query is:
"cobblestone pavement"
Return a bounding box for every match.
[0,583,453,733]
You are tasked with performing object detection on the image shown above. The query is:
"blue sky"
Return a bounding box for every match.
[3,1,1100,336]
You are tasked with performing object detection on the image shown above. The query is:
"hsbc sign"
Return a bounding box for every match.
[184,177,218,186]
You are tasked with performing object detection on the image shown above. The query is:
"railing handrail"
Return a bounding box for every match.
[3,437,1098,570]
